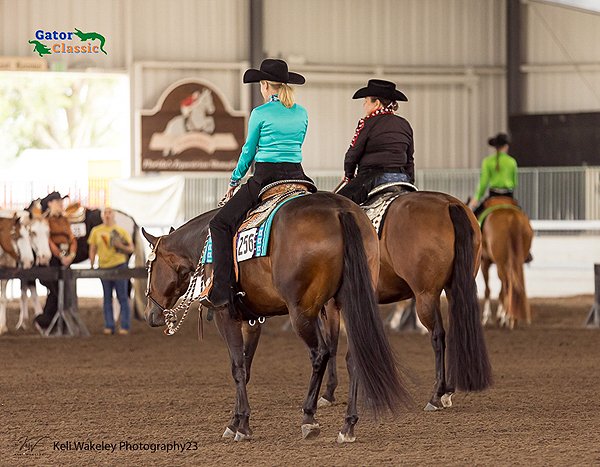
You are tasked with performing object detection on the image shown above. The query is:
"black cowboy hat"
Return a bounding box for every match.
[243,59,305,85]
[488,133,511,148]
[40,191,67,213]
[352,79,408,102]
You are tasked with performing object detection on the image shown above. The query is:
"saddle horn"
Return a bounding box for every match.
[141,227,158,247]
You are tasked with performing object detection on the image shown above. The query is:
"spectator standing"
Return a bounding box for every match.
[88,207,134,335]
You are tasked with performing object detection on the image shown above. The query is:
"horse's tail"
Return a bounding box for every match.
[447,204,493,392]
[506,215,529,323]
[336,211,410,419]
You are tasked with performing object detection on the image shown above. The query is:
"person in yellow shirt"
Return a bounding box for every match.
[88,207,134,335]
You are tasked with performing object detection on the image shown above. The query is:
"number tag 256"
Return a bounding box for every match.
[236,228,257,262]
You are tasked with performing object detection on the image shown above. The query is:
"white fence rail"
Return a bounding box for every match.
[2,166,600,223]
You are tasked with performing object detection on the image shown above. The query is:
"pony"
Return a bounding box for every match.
[320,191,493,411]
[142,193,410,443]
[478,196,534,329]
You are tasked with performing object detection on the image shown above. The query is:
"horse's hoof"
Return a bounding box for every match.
[441,393,453,408]
[234,431,252,442]
[424,402,441,411]
[0,326,8,335]
[317,397,333,408]
[222,427,235,438]
[336,432,356,443]
[301,423,320,439]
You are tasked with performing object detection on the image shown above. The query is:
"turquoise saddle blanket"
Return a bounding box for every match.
[201,192,307,264]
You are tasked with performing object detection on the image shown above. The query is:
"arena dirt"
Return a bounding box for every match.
[1,295,599,466]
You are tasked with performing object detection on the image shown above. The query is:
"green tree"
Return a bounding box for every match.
[0,74,128,167]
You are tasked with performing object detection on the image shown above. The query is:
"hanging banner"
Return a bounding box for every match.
[140,79,246,172]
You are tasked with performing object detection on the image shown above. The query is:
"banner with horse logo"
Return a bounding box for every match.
[140,79,247,172]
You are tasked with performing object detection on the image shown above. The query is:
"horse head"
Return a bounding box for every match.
[29,215,52,266]
[142,228,194,327]
[14,212,35,269]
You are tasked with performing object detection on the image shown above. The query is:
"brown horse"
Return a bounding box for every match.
[479,196,534,329]
[321,191,493,411]
[142,192,410,443]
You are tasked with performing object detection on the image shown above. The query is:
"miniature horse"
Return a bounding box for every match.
[321,191,493,411]
[143,193,409,443]
[479,196,534,328]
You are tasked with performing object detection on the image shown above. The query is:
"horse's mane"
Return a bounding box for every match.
[166,208,220,262]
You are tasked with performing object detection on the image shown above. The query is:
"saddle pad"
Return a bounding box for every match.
[361,191,401,236]
[478,204,522,227]
[201,191,308,264]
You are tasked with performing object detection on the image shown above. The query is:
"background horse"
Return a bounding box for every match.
[143,193,410,443]
[0,210,38,333]
[6,201,146,331]
[321,191,493,411]
[479,197,534,329]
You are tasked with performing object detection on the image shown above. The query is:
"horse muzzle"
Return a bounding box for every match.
[144,302,166,327]
[37,255,51,266]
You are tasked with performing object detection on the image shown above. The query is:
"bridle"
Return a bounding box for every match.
[145,235,209,335]
[145,236,170,314]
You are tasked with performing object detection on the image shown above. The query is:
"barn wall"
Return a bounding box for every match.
[524,1,600,113]
[1,0,598,173]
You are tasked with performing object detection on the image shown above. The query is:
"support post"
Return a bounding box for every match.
[507,0,523,117]
[249,0,264,109]
[583,263,600,328]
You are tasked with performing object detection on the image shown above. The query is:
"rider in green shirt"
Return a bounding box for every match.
[468,133,517,217]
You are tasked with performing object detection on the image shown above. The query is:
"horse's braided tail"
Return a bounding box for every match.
[337,211,410,420]
[447,204,493,392]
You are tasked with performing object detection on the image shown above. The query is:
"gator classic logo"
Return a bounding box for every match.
[29,29,107,57]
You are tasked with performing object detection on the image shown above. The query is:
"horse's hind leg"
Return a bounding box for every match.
[481,258,493,326]
[214,310,258,441]
[16,280,30,330]
[415,293,451,410]
[319,301,340,407]
[29,281,44,316]
[289,306,329,439]
[0,280,8,334]
[337,347,358,443]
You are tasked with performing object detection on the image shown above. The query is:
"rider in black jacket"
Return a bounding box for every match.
[337,79,414,205]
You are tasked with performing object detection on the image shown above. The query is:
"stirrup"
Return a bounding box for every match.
[198,277,230,310]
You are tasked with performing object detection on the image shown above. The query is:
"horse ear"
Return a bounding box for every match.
[169,226,175,234]
[141,227,158,247]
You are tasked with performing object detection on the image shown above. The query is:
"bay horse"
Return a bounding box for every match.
[321,191,493,411]
[479,196,534,329]
[142,193,410,443]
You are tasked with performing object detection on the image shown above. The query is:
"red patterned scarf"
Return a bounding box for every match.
[350,105,395,147]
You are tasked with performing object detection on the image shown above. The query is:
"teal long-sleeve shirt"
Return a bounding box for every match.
[231,100,308,182]
[474,152,518,201]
